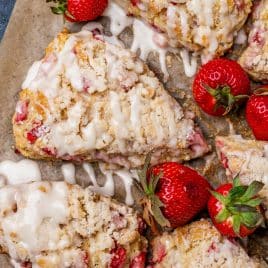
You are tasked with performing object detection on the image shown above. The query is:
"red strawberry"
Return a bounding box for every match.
[82,251,89,265]
[137,217,147,235]
[130,0,141,7]
[246,86,268,141]
[26,124,49,144]
[130,252,146,268]
[42,147,57,157]
[109,245,126,268]
[48,0,108,22]
[14,100,29,123]
[21,262,32,268]
[193,58,250,116]
[138,155,211,229]
[208,178,264,237]
[151,242,166,264]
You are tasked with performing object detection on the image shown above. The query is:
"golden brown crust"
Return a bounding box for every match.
[13,30,209,167]
[128,0,252,60]
[151,219,262,267]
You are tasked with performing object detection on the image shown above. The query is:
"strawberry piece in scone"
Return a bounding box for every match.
[13,29,209,168]
[128,0,252,61]
[238,0,268,82]
[0,181,147,267]
[150,219,263,267]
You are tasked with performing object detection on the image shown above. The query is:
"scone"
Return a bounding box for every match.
[12,29,209,168]
[215,135,268,215]
[150,219,263,267]
[238,0,268,81]
[0,181,147,267]
[128,0,252,62]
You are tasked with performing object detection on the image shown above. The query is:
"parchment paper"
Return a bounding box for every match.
[0,0,267,266]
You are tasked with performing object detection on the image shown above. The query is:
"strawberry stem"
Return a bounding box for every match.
[137,153,171,228]
[46,0,67,15]
[203,83,249,115]
[212,178,264,236]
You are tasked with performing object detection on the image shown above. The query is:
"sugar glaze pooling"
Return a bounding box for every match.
[82,163,138,205]
[0,158,137,206]
[61,162,138,205]
[61,163,76,184]
[0,159,41,186]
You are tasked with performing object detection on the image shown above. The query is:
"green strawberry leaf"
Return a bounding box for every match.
[210,190,227,205]
[152,195,165,208]
[240,212,262,228]
[215,207,229,223]
[233,177,241,187]
[51,6,65,14]
[232,204,258,213]
[235,197,263,207]
[232,215,241,236]
[242,198,263,207]
[151,172,162,193]
[133,179,145,195]
[240,181,264,201]
[228,185,247,201]
[148,175,154,193]
[138,152,152,193]
[151,196,170,227]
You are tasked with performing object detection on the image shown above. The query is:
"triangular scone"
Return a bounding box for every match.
[0,181,147,267]
[13,30,209,168]
[238,0,268,81]
[151,219,262,267]
[215,135,268,216]
[128,0,252,61]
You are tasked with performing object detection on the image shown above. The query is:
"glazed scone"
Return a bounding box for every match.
[215,135,268,215]
[238,0,268,81]
[150,219,263,267]
[12,29,209,168]
[0,181,147,267]
[128,0,252,62]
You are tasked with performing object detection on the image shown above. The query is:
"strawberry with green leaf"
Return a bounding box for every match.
[192,58,250,116]
[46,0,108,22]
[208,178,264,237]
[136,154,211,231]
[246,85,268,141]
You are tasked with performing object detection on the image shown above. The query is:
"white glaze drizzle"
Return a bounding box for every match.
[131,19,170,82]
[0,160,41,186]
[98,163,115,196]
[81,163,137,205]
[114,169,135,205]
[10,259,20,268]
[227,118,236,135]
[61,163,76,184]
[103,2,133,35]
[0,181,69,258]
[83,2,177,81]
[179,49,197,77]
[82,2,200,80]
[235,28,247,45]
[83,163,115,197]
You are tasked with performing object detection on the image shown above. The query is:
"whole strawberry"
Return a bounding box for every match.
[193,58,250,116]
[138,155,211,229]
[47,0,108,22]
[208,178,264,237]
[246,86,268,141]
